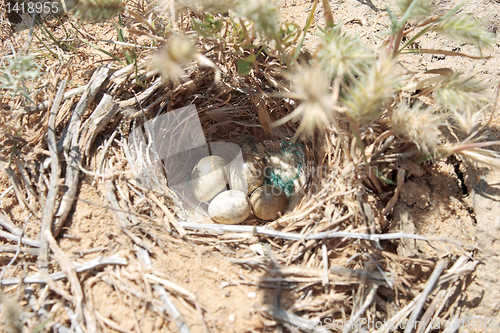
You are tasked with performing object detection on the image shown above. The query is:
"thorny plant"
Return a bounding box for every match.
[1,0,499,169]
[151,0,499,170]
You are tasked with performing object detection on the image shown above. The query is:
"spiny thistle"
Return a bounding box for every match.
[316,25,372,82]
[458,148,500,169]
[156,0,187,17]
[272,64,339,140]
[342,58,402,123]
[440,141,500,170]
[434,73,492,133]
[153,34,221,84]
[153,34,196,84]
[157,0,237,17]
[395,0,432,22]
[391,102,444,156]
[433,15,495,53]
[197,0,237,14]
[73,0,125,21]
[235,0,280,40]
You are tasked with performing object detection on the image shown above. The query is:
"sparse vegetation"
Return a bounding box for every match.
[0,0,499,332]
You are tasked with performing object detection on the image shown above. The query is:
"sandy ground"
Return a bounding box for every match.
[1,0,500,332]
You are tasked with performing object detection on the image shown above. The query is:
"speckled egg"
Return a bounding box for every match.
[250,185,288,221]
[229,154,265,195]
[208,190,251,224]
[191,156,227,202]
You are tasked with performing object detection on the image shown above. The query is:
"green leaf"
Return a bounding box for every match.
[192,14,223,37]
[237,54,257,76]
[373,168,396,185]
[237,59,252,76]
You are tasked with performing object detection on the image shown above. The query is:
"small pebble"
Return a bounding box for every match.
[191,155,227,202]
[208,190,251,224]
[250,185,288,221]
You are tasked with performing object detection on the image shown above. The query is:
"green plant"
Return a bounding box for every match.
[42,0,500,170]
[0,54,41,103]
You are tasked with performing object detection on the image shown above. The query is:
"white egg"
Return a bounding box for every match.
[229,154,265,195]
[191,156,227,202]
[208,190,251,224]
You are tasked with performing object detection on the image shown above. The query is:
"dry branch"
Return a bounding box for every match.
[344,284,378,333]
[259,304,331,333]
[135,242,192,333]
[0,213,23,236]
[44,230,85,324]
[0,229,40,248]
[177,221,457,243]
[53,65,112,236]
[0,162,39,218]
[0,244,39,255]
[153,285,192,333]
[14,84,90,115]
[39,79,66,274]
[374,255,477,333]
[79,93,118,157]
[0,255,127,285]
[147,192,187,238]
[105,179,134,228]
[404,260,447,333]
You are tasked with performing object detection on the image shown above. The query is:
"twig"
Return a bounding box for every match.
[145,274,197,304]
[15,160,37,199]
[95,311,135,333]
[79,93,118,157]
[0,213,23,236]
[404,260,447,333]
[374,256,475,333]
[58,65,110,152]
[105,179,133,228]
[118,77,163,108]
[0,244,39,255]
[39,79,66,275]
[343,284,378,333]
[63,305,85,333]
[418,288,450,333]
[153,284,192,333]
[135,245,193,333]
[44,230,85,323]
[26,286,74,333]
[0,163,40,218]
[0,185,13,201]
[0,224,24,281]
[259,305,331,333]
[147,193,187,238]
[14,84,89,115]
[122,228,152,251]
[92,129,118,186]
[1,255,128,285]
[177,221,465,245]
[382,168,405,216]
[0,229,40,247]
[321,243,329,289]
[53,66,111,236]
